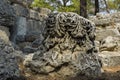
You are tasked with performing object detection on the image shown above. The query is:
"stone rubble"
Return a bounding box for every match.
[89,12,120,67]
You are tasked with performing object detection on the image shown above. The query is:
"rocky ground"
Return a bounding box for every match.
[0,0,120,80]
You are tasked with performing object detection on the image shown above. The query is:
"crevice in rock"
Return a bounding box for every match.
[9,25,15,42]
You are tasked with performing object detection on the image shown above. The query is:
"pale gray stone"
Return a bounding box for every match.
[96,29,119,41]
[100,36,118,51]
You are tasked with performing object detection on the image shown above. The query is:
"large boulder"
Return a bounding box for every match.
[99,36,120,52]
[99,36,118,51]
[24,12,101,79]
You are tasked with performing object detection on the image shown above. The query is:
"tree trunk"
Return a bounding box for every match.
[95,0,99,15]
[62,0,69,7]
[80,0,87,18]
[103,0,109,13]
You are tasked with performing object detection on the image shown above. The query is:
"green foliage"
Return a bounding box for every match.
[107,0,117,9]
[32,0,120,15]
[58,0,80,13]
[114,0,120,10]
[32,0,80,13]
[32,0,54,11]
[107,0,120,10]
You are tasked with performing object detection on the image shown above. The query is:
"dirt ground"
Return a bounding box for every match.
[69,66,120,80]
[19,61,120,80]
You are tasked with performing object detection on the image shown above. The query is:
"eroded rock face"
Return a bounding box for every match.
[0,0,16,27]
[24,12,101,78]
[0,38,24,80]
[0,26,10,42]
[9,0,33,8]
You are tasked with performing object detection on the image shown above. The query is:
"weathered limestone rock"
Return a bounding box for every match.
[40,8,51,15]
[32,7,51,15]
[31,36,44,48]
[116,23,120,34]
[9,0,33,8]
[17,42,31,51]
[100,36,118,51]
[0,0,15,26]
[94,19,111,26]
[99,51,120,67]
[23,46,37,53]
[12,4,29,17]
[89,12,120,26]
[12,16,46,53]
[89,13,111,26]
[0,38,24,80]
[92,12,120,69]
[23,54,34,66]
[14,17,27,43]
[27,19,46,33]
[24,12,101,79]
[25,32,42,42]
[29,9,48,20]
[99,36,120,52]
[111,12,120,23]
[0,26,10,42]
[96,29,119,41]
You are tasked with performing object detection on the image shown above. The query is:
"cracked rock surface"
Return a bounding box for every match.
[24,12,101,78]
